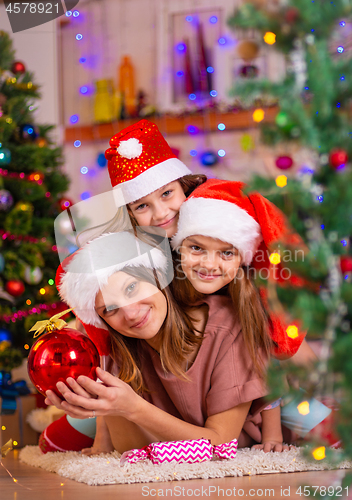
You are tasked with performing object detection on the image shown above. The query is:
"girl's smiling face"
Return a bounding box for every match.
[95,271,167,349]
[180,235,241,294]
[128,181,186,238]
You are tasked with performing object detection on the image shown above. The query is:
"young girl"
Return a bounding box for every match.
[46,231,271,454]
[170,178,318,449]
[105,118,206,238]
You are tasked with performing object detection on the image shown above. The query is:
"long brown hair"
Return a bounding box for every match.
[228,267,273,376]
[178,173,207,197]
[172,255,273,377]
[104,266,202,394]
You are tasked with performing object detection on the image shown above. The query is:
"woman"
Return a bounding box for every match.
[46,231,271,454]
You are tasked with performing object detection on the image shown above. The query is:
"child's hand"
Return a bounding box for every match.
[252,441,291,453]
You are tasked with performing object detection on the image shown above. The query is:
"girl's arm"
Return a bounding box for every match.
[81,416,114,456]
[129,397,251,445]
[252,406,289,452]
[45,367,251,446]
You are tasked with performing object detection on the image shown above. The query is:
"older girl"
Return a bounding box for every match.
[46,231,271,454]
[45,120,206,454]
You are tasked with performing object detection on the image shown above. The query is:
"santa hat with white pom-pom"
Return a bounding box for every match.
[105,119,191,204]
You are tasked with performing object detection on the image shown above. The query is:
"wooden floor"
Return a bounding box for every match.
[1,450,351,500]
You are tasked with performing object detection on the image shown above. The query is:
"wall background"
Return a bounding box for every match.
[1,0,312,204]
[0,4,59,132]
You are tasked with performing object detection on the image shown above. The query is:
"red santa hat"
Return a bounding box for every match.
[172,179,301,266]
[56,232,170,355]
[105,119,191,204]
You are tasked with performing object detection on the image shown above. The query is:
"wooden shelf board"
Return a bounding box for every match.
[64,107,278,144]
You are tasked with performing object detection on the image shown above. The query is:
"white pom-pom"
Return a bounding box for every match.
[26,407,65,432]
[117,138,143,159]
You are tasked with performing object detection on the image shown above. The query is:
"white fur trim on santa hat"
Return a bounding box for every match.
[59,233,168,327]
[171,198,263,266]
[116,157,192,204]
[117,138,143,159]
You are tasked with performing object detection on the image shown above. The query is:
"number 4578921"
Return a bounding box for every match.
[6,3,60,14]
[296,486,348,496]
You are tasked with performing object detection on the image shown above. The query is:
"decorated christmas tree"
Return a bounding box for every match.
[0,31,70,370]
[228,0,352,465]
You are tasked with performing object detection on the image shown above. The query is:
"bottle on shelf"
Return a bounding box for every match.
[118,55,136,117]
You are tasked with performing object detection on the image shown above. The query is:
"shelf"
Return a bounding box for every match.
[64,107,278,144]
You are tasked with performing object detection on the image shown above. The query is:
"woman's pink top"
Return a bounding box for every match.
[138,295,268,441]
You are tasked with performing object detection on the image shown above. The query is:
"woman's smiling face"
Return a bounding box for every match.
[95,271,167,347]
[179,235,241,294]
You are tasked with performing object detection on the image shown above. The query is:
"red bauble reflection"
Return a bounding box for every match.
[27,328,100,398]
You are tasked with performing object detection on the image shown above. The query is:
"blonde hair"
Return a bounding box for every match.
[76,206,132,247]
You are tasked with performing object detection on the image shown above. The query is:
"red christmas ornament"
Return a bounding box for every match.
[5,280,25,297]
[11,61,26,75]
[275,155,294,170]
[59,197,74,211]
[340,255,352,273]
[27,327,100,398]
[329,149,348,170]
[285,7,300,24]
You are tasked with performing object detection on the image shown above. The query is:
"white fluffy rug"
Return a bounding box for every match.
[19,446,352,486]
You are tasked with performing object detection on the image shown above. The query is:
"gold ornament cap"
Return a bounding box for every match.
[29,308,72,338]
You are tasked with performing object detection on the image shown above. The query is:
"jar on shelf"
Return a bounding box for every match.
[93,79,115,123]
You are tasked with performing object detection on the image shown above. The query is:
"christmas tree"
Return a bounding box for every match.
[0,31,70,370]
[228,0,352,466]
